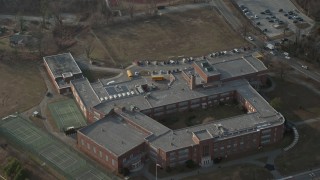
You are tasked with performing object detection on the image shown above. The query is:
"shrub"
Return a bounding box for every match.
[120,167,130,176]
[14,168,29,180]
[185,160,196,168]
[3,158,22,178]
[165,166,172,173]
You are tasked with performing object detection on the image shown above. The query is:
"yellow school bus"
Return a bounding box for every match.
[127,70,133,78]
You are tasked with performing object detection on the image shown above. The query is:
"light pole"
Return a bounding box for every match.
[155,163,161,180]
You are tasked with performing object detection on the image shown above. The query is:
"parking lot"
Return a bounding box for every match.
[235,0,314,39]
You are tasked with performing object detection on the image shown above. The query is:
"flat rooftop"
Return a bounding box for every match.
[71,78,101,108]
[79,114,148,156]
[44,53,82,79]
[149,83,284,152]
[76,53,284,153]
[194,60,220,77]
[211,56,268,80]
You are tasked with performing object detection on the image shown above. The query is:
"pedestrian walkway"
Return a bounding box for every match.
[283,127,299,151]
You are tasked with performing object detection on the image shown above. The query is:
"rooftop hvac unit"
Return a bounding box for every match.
[131,91,135,95]
[122,93,126,97]
[118,94,122,98]
[113,94,117,99]
[109,96,113,100]
[100,97,104,101]
[104,97,108,100]
[127,92,131,96]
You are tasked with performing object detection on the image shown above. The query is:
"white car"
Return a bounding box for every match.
[302,65,308,70]
[248,36,254,41]
[285,56,290,59]
[254,15,259,19]
[283,52,289,56]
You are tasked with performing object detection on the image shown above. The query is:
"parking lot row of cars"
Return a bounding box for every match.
[136,47,252,67]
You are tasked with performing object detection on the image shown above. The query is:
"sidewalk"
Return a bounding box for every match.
[138,149,284,180]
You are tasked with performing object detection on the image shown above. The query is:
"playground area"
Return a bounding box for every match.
[0,115,114,180]
[48,99,87,131]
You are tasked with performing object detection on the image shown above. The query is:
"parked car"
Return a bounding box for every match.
[248,36,254,41]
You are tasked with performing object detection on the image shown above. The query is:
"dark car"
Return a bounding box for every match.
[293,20,298,23]
[256,22,261,25]
[288,16,292,19]
[261,11,265,14]
[269,20,274,23]
[265,9,271,13]
[263,29,268,32]
[279,9,283,12]
[284,13,288,16]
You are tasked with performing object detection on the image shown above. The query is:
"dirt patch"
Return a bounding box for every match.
[94,8,246,66]
[0,54,46,118]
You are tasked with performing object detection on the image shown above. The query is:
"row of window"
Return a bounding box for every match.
[81,139,116,166]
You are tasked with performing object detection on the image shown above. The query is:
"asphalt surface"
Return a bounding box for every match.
[279,167,320,180]
[234,0,314,38]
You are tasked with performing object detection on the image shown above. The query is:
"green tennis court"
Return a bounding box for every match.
[48,99,87,131]
[0,116,114,179]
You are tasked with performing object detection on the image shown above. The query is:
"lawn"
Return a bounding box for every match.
[0,58,46,118]
[275,121,320,175]
[155,103,244,129]
[95,8,246,66]
[265,77,320,122]
[184,164,273,180]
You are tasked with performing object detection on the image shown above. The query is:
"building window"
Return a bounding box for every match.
[93,147,96,154]
[87,143,90,150]
[99,151,102,158]
[81,139,84,146]
[105,155,109,161]
[112,159,115,166]
[202,145,209,156]
[123,158,126,163]
[130,154,133,159]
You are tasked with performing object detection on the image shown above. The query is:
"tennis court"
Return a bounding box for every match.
[1,116,51,150]
[48,99,87,131]
[40,144,82,172]
[76,169,111,180]
[0,116,116,180]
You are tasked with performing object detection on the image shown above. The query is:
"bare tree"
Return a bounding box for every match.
[127,0,135,19]
[84,40,95,59]
[100,0,113,23]
[277,61,290,79]
[146,0,157,16]
[40,0,49,28]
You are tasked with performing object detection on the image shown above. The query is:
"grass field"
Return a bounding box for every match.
[275,121,320,175]
[265,77,320,122]
[95,8,246,66]
[0,59,46,118]
[184,164,273,180]
[48,99,87,131]
[155,103,244,129]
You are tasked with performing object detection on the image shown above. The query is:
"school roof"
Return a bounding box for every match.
[77,54,284,153]
[79,113,148,156]
[44,53,82,79]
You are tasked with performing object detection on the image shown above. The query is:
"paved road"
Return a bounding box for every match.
[0,13,77,25]
[210,0,243,31]
[283,57,320,83]
[279,167,320,180]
